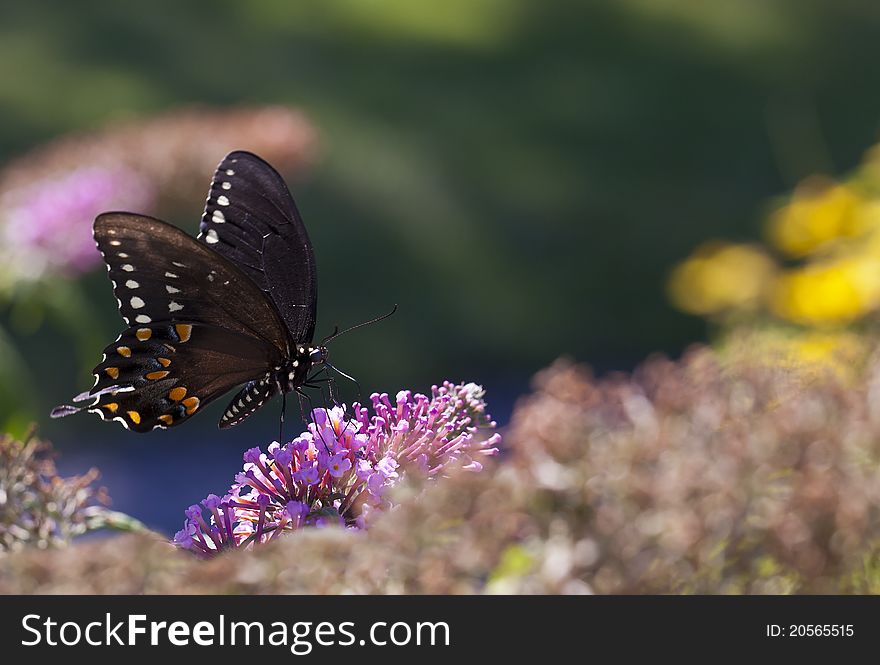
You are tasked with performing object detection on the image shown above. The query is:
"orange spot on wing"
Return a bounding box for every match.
[136,328,152,341]
[158,357,171,367]
[182,396,200,414]
[158,414,174,425]
[117,346,131,358]
[146,370,170,380]
[169,387,187,401]
[104,402,119,413]
[127,410,141,425]
[175,324,192,342]
[105,367,120,379]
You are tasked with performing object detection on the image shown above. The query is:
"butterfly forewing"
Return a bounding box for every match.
[95,212,291,351]
[198,151,317,343]
[82,211,294,432]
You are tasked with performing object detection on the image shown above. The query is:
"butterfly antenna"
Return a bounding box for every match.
[321,304,398,345]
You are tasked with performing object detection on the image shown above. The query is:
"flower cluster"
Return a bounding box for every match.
[0,105,315,289]
[173,382,500,557]
[2,167,154,280]
[494,352,880,593]
[10,352,880,594]
[0,433,110,552]
[667,145,880,370]
[668,174,880,326]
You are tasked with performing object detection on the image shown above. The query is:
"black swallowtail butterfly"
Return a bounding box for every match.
[52,150,388,433]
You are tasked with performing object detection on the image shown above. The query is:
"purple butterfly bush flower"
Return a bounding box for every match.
[2,166,155,280]
[173,381,500,557]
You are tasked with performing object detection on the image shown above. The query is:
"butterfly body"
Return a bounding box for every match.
[53,151,327,433]
[218,345,326,429]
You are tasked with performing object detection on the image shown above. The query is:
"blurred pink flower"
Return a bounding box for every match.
[0,106,316,286]
[4,167,154,277]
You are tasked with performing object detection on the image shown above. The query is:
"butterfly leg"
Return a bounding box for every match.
[279,388,286,444]
[311,376,333,414]
[315,379,359,437]
[325,362,362,435]
[316,381,337,435]
[304,374,355,440]
[305,370,341,407]
[295,386,331,453]
[326,362,362,405]
[296,389,308,426]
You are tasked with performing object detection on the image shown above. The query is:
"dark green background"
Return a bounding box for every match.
[3,0,880,531]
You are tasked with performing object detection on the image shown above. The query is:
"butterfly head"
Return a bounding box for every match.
[309,345,327,365]
[285,344,329,389]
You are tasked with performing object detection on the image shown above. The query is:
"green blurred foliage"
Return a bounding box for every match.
[5,0,880,431]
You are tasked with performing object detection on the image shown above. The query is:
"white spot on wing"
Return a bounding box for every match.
[109,240,121,246]
[130,296,145,309]
[225,169,235,176]
[135,314,151,324]
[205,229,219,244]
[122,264,134,272]
[165,272,178,278]
[169,301,183,313]
[217,195,230,206]
[126,280,139,289]
[117,253,129,258]
[212,210,225,223]
[166,285,180,294]
[221,181,231,190]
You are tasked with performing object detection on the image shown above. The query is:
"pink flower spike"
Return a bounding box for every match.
[173,381,500,556]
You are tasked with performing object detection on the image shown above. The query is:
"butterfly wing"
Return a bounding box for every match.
[86,323,279,432]
[94,212,290,352]
[198,150,318,344]
[52,212,291,432]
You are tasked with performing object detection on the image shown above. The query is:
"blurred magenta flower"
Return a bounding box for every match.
[174,382,500,557]
[3,167,154,278]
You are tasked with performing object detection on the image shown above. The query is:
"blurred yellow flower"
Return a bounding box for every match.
[768,178,873,258]
[721,328,869,382]
[791,330,867,369]
[770,256,880,326]
[670,140,880,361]
[667,242,776,315]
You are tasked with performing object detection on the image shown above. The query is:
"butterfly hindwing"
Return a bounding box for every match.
[88,322,283,432]
[198,151,318,343]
